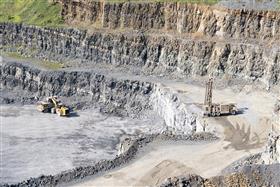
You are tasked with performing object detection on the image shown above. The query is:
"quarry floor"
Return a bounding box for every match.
[0,56,278,185]
[73,83,275,186]
[1,105,164,184]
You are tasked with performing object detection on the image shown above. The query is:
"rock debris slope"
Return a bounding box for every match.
[161,164,280,187]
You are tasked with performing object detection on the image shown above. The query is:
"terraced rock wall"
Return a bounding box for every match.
[56,0,280,41]
[0,61,198,132]
[0,61,153,115]
[1,22,280,87]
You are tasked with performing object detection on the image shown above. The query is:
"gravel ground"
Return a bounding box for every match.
[0,105,165,184]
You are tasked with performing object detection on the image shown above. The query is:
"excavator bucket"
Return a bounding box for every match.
[37,102,50,112]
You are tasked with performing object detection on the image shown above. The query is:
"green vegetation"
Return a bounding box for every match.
[2,52,64,70]
[38,60,64,70]
[105,0,220,5]
[3,52,23,59]
[0,0,220,27]
[0,0,64,27]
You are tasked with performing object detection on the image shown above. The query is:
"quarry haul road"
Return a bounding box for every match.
[72,83,275,186]
[72,141,261,186]
[1,56,277,186]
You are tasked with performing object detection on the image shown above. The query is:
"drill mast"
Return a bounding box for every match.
[204,77,213,107]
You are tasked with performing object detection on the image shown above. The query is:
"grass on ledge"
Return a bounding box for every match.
[0,0,64,27]
[105,0,220,5]
[2,52,64,70]
[0,0,223,28]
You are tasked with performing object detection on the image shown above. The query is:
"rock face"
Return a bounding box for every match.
[150,84,202,133]
[2,0,280,89]
[0,61,198,133]
[263,132,280,164]
[56,0,280,41]
[262,98,280,164]
[1,0,279,136]
[1,1,280,87]
[274,97,280,114]
[161,164,280,187]
[0,61,153,115]
[1,22,280,88]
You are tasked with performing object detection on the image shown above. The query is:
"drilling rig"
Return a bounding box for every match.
[203,78,237,117]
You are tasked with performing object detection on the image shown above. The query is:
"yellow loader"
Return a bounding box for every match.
[37,96,70,117]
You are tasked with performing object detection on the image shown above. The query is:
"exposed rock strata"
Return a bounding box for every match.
[1,23,280,88]
[150,85,202,133]
[1,1,280,186]
[263,132,280,164]
[1,1,280,87]
[160,164,280,187]
[0,61,200,133]
[262,97,280,164]
[55,0,280,41]
[0,61,153,116]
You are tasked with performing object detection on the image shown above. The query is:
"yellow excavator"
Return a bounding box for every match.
[37,96,70,117]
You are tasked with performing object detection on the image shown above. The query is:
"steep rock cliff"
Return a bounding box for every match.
[0,61,199,133]
[56,0,280,41]
[0,61,153,115]
[1,23,279,87]
[262,98,280,164]
[150,84,201,133]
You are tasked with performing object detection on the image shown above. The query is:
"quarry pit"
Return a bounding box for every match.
[1,0,280,186]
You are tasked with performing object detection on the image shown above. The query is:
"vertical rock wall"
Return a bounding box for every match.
[1,23,280,87]
[262,97,280,164]
[0,61,201,133]
[0,62,153,115]
[56,0,280,41]
[150,84,202,134]
[0,63,203,134]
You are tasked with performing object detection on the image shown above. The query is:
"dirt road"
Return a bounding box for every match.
[73,82,276,186]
